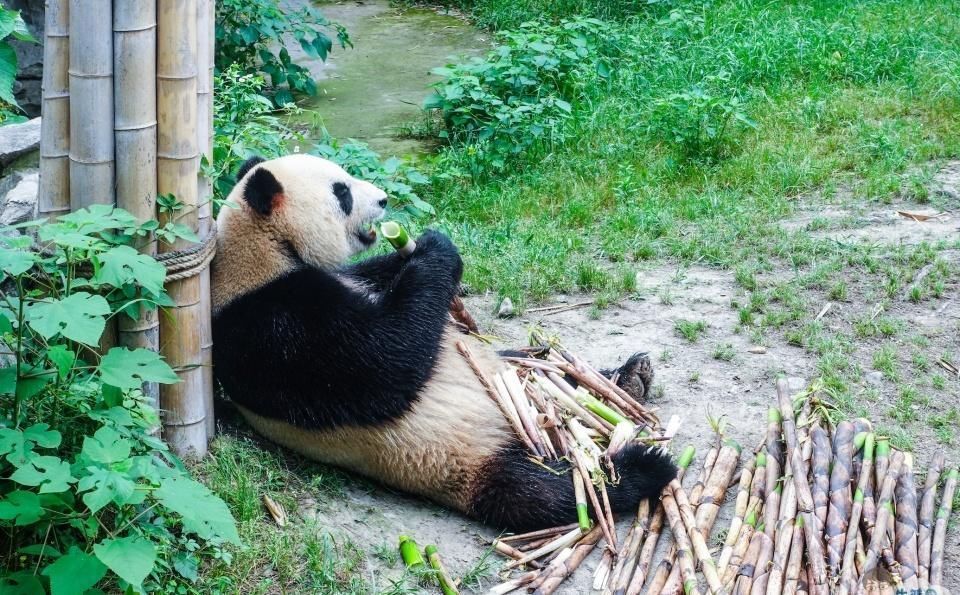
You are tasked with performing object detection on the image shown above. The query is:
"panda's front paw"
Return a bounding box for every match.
[603,352,654,402]
[414,230,463,283]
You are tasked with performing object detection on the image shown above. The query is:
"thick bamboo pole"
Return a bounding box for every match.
[39,0,70,220]
[114,0,160,412]
[196,0,215,440]
[158,0,206,457]
[69,0,115,208]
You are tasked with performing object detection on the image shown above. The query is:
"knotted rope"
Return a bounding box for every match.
[156,222,217,282]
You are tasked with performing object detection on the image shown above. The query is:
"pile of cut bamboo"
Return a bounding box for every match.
[456,337,678,595]
[481,370,957,595]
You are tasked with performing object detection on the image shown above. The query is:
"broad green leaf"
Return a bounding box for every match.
[0,9,35,42]
[18,544,62,558]
[42,547,107,595]
[10,455,76,493]
[155,477,240,544]
[0,491,44,525]
[94,536,157,588]
[0,41,18,107]
[173,553,199,582]
[46,345,76,379]
[26,292,110,346]
[77,467,136,513]
[0,245,35,277]
[81,426,132,465]
[0,424,61,466]
[0,573,45,595]
[93,245,166,296]
[98,348,180,390]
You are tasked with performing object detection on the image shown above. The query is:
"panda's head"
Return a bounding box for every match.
[212,154,388,310]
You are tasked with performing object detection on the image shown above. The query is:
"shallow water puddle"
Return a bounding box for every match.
[286,0,488,156]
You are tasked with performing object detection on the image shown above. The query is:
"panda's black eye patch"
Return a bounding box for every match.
[333,182,353,216]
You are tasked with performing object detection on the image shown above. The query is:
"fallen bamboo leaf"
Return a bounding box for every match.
[896,210,947,222]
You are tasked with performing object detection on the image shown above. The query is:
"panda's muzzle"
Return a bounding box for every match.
[356,225,378,247]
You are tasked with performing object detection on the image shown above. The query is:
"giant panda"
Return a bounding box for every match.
[210,154,676,531]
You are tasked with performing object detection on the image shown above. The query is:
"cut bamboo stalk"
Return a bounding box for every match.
[593,550,614,591]
[69,0,115,209]
[838,433,874,595]
[660,482,704,595]
[502,370,546,456]
[607,498,648,595]
[776,380,827,593]
[196,0,215,442]
[503,527,582,570]
[782,516,804,595]
[763,408,783,539]
[492,371,539,454]
[731,530,767,595]
[645,559,673,595]
[894,453,920,591]
[625,445,695,595]
[531,526,603,595]
[670,479,726,594]
[492,540,541,568]
[573,467,591,533]
[488,570,539,594]
[538,372,613,434]
[157,0,206,457]
[721,511,757,589]
[663,439,741,595]
[810,423,831,533]
[825,420,854,578]
[747,532,774,595]
[425,545,459,595]
[872,437,899,577]
[113,0,160,413]
[766,466,797,595]
[917,451,945,590]
[859,451,904,587]
[498,522,580,544]
[718,452,758,575]
[929,466,957,588]
[570,449,614,550]
[39,0,71,220]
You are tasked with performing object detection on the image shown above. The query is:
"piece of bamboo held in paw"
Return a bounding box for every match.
[381,221,479,333]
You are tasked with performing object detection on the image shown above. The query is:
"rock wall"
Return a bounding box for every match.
[7,0,44,118]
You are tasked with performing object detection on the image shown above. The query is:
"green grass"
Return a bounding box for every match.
[675,319,708,342]
[415,0,960,304]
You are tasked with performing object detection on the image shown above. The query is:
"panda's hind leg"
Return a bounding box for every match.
[601,352,655,403]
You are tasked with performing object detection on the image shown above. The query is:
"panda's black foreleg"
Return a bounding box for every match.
[342,251,408,292]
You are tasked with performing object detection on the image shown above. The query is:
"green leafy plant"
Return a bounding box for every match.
[0,6,35,124]
[0,207,239,594]
[312,138,434,218]
[649,73,756,162]
[215,0,348,106]
[424,17,620,171]
[209,66,303,206]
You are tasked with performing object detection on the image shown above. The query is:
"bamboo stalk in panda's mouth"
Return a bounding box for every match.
[380,221,479,333]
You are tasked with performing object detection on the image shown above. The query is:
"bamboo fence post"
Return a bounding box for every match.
[113,0,160,412]
[69,0,115,208]
[157,0,207,457]
[196,0,215,440]
[39,0,70,220]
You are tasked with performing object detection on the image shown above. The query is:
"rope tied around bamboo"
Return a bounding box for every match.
[155,221,217,281]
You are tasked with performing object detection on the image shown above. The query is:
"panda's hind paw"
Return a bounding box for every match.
[609,352,654,403]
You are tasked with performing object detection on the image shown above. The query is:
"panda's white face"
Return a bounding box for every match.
[212,155,390,310]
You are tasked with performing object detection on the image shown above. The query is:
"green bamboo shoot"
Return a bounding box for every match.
[399,535,425,569]
[381,221,415,256]
[424,545,459,595]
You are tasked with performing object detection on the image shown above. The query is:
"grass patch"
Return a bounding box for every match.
[675,319,708,342]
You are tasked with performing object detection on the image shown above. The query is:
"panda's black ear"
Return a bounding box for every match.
[243,167,284,216]
[236,156,266,182]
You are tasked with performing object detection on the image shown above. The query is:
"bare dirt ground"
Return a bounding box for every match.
[221,163,960,593]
